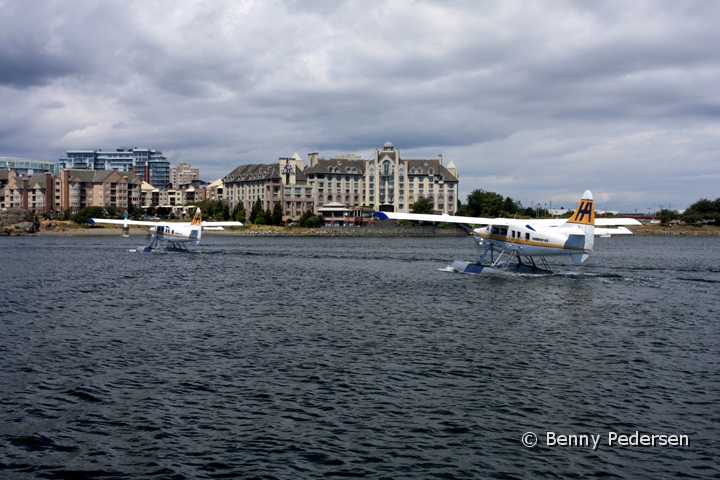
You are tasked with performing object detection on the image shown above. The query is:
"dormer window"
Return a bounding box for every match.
[428,168,434,175]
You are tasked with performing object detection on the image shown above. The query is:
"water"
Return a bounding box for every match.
[1,234,718,479]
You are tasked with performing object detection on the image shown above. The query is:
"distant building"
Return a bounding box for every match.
[206,178,224,202]
[223,141,460,221]
[58,169,143,214]
[1,170,55,213]
[1,168,143,215]
[177,179,210,204]
[170,162,200,189]
[1,157,56,175]
[223,153,320,218]
[57,147,171,190]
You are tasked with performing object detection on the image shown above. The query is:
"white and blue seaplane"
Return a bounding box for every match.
[374,190,642,275]
[88,208,243,252]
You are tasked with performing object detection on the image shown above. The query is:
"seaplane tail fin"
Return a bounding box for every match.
[567,191,595,226]
[191,208,203,226]
[566,190,595,263]
[190,208,202,245]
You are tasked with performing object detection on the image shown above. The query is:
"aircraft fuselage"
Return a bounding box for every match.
[149,225,200,246]
[474,222,589,257]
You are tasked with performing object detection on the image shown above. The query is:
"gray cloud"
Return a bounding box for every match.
[0,0,718,211]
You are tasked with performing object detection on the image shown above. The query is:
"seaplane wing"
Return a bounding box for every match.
[374,211,504,225]
[595,226,633,236]
[88,219,243,229]
[376,210,643,236]
[523,218,642,227]
[594,218,643,226]
[87,218,166,227]
[200,221,244,228]
[88,208,242,252]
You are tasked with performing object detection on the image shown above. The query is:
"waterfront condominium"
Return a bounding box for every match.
[57,147,171,190]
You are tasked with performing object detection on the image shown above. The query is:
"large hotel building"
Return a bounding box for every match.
[224,141,459,222]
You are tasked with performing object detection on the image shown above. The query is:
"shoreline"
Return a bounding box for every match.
[27,225,720,237]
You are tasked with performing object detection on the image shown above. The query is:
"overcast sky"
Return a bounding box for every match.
[1,0,718,212]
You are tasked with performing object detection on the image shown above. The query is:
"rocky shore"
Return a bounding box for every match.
[0,210,40,235]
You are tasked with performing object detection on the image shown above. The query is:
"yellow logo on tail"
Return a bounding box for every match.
[568,197,595,225]
[191,208,203,226]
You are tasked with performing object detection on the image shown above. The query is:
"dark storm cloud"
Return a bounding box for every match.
[0,0,718,211]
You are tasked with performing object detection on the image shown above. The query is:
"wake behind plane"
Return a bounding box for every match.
[374,190,642,275]
[88,208,243,252]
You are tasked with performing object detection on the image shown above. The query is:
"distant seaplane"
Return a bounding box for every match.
[374,190,642,275]
[88,208,243,252]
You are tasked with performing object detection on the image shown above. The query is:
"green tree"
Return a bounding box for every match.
[298,209,317,227]
[105,205,122,219]
[249,197,262,223]
[682,198,719,224]
[272,202,283,226]
[232,202,246,223]
[305,215,322,228]
[455,199,473,217]
[298,210,308,227]
[264,208,273,225]
[501,197,520,216]
[254,209,266,225]
[72,206,105,224]
[193,199,229,220]
[658,208,679,225]
[410,197,434,214]
[466,189,504,217]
